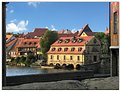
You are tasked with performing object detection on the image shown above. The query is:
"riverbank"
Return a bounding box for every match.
[3,76,119,90]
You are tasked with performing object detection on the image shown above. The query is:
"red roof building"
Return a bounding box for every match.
[24,28,48,38]
[6,37,41,58]
[47,36,101,67]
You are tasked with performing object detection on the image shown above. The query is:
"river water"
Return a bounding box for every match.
[6,66,76,76]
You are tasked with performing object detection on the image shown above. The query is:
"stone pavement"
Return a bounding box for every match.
[3,76,119,90]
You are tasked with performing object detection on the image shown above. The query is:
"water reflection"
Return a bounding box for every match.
[6,66,76,76]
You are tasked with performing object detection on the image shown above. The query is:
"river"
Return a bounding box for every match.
[6,66,77,76]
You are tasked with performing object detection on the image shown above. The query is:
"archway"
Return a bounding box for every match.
[62,64,67,69]
[67,64,74,69]
[76,64,81,70]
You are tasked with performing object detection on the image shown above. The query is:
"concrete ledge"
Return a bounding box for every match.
[6,70,94,86]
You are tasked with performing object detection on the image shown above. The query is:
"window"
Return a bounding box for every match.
[58,48,61,51]
[51,55,53,59]
[34,42,37,45]
[64,48,68,52]
[57,55,59,60]
[78,38,83,43]
[24,42,27,45]
[64,55,66,60]
[71,36,77,43]
[70,56,73,60]
[29,42,32,45]
[78,48,82,52]
[58,39,63,43]
[93,56,97,62]
[77,56,80,60]
[51,48,56,51]
[64,39,70,43]
[114,12,118,34]
[71,48,75,51]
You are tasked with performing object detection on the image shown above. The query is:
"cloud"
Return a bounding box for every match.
[71,28,77,33]
[45,26,49,29]
[6,20,29,33]
[10,10,14,13]
[10,19,17,23]
[28,2,40,8]
[51,25,57,31]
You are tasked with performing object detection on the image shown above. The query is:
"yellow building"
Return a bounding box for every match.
[47,36,101,68]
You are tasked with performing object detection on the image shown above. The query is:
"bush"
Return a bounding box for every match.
[28,54,35,60]
[11,57,15,62]
[15,57,20,63]
[19,56,26,63]
[24,58,31,66]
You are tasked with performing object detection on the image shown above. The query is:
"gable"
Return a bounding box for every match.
[86,37,100,46]
[80,32,88,37]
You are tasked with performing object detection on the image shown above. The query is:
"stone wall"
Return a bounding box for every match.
[6,70,94,86]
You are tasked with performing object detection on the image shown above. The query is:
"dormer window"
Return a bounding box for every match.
[58,39,63,43]
[64,39,70,43]
[71,36,77,43]
[64,48,68,52]
[72,39,77,43]
[78,38,83,43]
[71,48,75,52]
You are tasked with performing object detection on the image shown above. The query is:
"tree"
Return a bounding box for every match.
[95,32,105,43]
[11,57,15,62]
[25,58,31,66]
[94,32,110,54]
[15,57,20,63]
[40,30,58,59]
[19,56,26,64]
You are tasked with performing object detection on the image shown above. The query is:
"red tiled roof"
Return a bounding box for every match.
[51,36,94,46]
[24,28,48,38]
[16,38,40,48]
[6,34,13,41]
[6,38,17,47]
[58,29,73,34]
[58,34,77,38]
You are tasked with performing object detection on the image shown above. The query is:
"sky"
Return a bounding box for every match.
[6,2,109,33]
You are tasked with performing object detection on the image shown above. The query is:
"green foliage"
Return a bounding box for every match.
[15,57,20,63]
[24,54,36,66]
[40,30,58,59]
[94,32,110,54]
[19,56,26,63]
[95,32,105,43]
[11,57,15,62]
[25,58,31,66]
[27,54,35,60]
[12,55,36,66]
